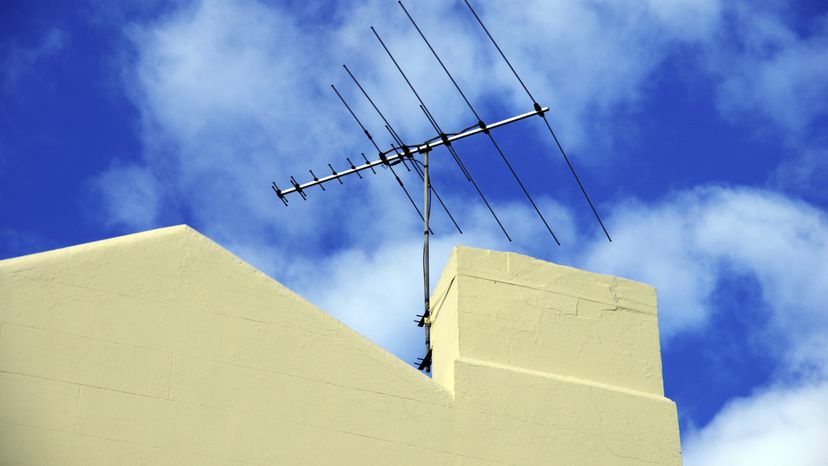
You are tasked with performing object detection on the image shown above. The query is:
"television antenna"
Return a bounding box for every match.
[272,0,611,373]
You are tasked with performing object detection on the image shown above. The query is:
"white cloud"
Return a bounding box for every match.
[644,0,723,40]
[291,195,572,359]
[229,198,573,364]
[463,0,723,152]
[683,380,828,466]
[579,186,828,370]
[581,196,718,333]
[576,185,828,464]
[707,4,828,139]
[89,163,163,229]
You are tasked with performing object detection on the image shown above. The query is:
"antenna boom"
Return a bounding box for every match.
[275,106,547,197]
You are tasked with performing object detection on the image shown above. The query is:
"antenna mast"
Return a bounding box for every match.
[272,1,611,373]
[422,147,432,364]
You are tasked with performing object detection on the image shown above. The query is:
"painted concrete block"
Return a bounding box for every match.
[443,248,665,395]
[0,372,78,432]
[0,226,680,465]
[77,386,253,463]
[0,323,171,398]
[170,354,327,425]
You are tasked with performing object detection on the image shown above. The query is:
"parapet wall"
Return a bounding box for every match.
[0,226,681,465]
[429,247,681,464]
[430,247,666,395]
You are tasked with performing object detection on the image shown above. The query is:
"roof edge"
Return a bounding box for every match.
[0,225,199,269]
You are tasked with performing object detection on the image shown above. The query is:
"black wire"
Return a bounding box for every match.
[372,26,515,242]
[371,26,431,119]
[486,131,560,244]
[541,115,611,241]
[395,5,561,245]
[386,134,463,234]
[407,153,461,235]
[331,84,372,137]
[463,0,535,103]
[463,0,611,242]
[419,105,512,242]
[459,123,479,133]
[343,65,395,136]
[340,65,460,234]
[362,153,377,174]
[330,84,429,228]
[399,1,481,121]
[416,107,470,181]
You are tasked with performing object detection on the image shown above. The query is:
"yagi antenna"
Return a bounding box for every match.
[272,1,612,373]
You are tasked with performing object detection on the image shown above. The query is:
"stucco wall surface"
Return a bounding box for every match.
[0,225,681,465]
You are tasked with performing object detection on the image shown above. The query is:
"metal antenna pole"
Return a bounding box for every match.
[422,148,431,362]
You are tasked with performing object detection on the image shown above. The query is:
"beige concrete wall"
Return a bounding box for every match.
[0,226,681,465]
[429,248,681,465]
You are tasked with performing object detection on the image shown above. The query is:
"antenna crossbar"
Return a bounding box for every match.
[274,106,547,197]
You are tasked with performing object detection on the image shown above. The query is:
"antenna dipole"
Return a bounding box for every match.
[398,1,561,245]
[462,0,612,242]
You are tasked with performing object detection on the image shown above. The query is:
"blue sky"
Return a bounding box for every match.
[2,0,827,462]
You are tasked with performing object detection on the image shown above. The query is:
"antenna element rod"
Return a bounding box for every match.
[463,0,611,242]
[330,84,429,226]
[398,1,559,245]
